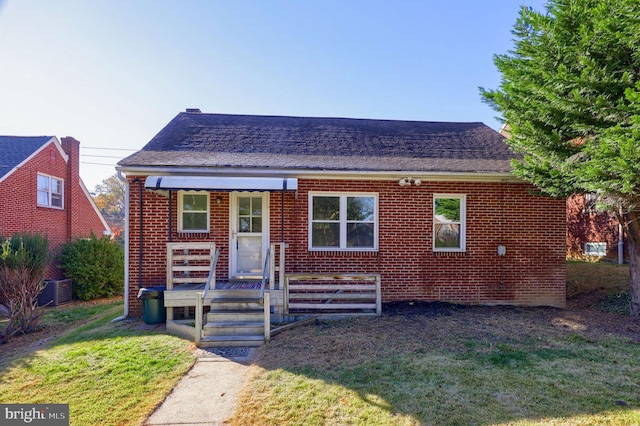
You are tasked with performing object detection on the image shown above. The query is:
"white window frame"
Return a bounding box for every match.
[308,192,378,251]
[433,194,466,252]
[37,173,64,209]
[178,191,210,233]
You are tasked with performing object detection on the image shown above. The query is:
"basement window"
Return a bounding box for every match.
[178,191,209,232]
[37,173,64,209]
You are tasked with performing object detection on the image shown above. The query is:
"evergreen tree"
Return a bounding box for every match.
[481,0,640,317]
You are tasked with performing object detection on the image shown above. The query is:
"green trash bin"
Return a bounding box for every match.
[137,286,166,324]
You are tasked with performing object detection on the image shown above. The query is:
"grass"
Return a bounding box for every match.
[0,300,196,426]
[566,260,630,314]
[228,261,640,426]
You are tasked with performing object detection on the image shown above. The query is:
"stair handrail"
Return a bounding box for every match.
[260,247,270,301]
[201,247,222,302]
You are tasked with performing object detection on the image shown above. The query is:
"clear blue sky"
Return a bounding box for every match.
[0,0,547,189]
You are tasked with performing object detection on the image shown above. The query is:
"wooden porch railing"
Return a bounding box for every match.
[284,274,381,314]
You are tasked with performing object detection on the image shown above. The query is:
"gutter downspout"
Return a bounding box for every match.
[112,171,130,322]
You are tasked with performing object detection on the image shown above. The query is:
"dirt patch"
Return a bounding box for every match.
[253,300,640,371]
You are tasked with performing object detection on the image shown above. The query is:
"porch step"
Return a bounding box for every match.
[198,335,265,347]
[207,310,263,322]
[202,321,264,336]
[199,295,266,347]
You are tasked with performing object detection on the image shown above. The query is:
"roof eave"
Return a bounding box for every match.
[116,165,522,183]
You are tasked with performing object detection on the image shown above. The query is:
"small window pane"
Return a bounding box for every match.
[347,223,374,247]
[239,217,251,232]
[51,193,63,208]
[183,213,207,230]
[38,175,49,191]
[313,197,340,220]
[239,198,251,215]
[435,198,460,222]
[38,191,49,206]
[312,223,340,247]
[434,223,460,248]
[252,217,262,232]
[184,194,207,211]
[347,197,374,221]
[252,198,262,215]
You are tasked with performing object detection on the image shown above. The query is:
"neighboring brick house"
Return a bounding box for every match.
[567,194,627,262]
[500,124,627,262]
[0,135,111,279]
[118,110,566,318]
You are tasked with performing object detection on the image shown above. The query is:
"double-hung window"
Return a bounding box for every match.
[309,193,378,251]
[433,194,466,252]
[37,174,63,208]
[179,191,209,232]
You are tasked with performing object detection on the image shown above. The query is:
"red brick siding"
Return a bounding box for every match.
[126,177,566,316]
[0,139,108,279]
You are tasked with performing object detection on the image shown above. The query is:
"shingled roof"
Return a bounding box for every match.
[118,112,514,174]
[0,136,55,179]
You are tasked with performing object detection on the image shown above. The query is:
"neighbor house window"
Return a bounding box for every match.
[309,193,378,250]
[179,191,209,232]
[584,242,607,256]
[433,194,466,252]
[37,174,63,208]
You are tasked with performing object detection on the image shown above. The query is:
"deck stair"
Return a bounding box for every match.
[199,289,266,347]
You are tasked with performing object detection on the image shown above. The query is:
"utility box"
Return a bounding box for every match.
[38,279,73,307]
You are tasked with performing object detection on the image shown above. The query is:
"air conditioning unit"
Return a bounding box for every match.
[38,279,72,307]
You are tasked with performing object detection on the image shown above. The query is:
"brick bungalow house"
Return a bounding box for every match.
[0,136,111,279]
[117,110,566,346]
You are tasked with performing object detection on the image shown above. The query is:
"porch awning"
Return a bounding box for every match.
[144,176,298,192]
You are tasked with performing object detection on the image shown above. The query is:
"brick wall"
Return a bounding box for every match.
[0,138,108,279]
[126,176,567,316]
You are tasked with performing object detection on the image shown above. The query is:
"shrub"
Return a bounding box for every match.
[0,233,49,343]
[59,235,124,301]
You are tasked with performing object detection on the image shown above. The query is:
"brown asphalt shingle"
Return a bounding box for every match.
[118,112,514,173]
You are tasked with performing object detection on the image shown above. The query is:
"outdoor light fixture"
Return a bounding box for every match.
[398,177,421,187]
[216,195,222,205]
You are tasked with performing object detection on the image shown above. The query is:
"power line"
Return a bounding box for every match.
[81,146,138,151]
[81,161,117,166]
[82,154,125,159]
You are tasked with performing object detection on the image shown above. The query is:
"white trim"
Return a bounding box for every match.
[79,179,111,235]
[178,191,210,233]
[119,167,521,184]
[0,137,66,184]
[308,191,379,252]
[433,194,466,252]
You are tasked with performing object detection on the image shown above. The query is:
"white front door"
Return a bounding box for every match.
[230,192,269,279]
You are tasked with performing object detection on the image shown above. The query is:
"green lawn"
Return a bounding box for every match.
[0,301,195,426]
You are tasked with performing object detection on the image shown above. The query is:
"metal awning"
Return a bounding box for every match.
[144,176,298,191]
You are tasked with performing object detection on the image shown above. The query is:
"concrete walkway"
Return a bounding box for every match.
[144,347,255,426]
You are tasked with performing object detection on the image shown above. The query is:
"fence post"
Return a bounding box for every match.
[195,292,203,346]
[264,292,271,342]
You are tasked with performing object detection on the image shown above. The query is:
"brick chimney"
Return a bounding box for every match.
[61,137,80,242]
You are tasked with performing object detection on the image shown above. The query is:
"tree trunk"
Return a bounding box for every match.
[626,210,640,318]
